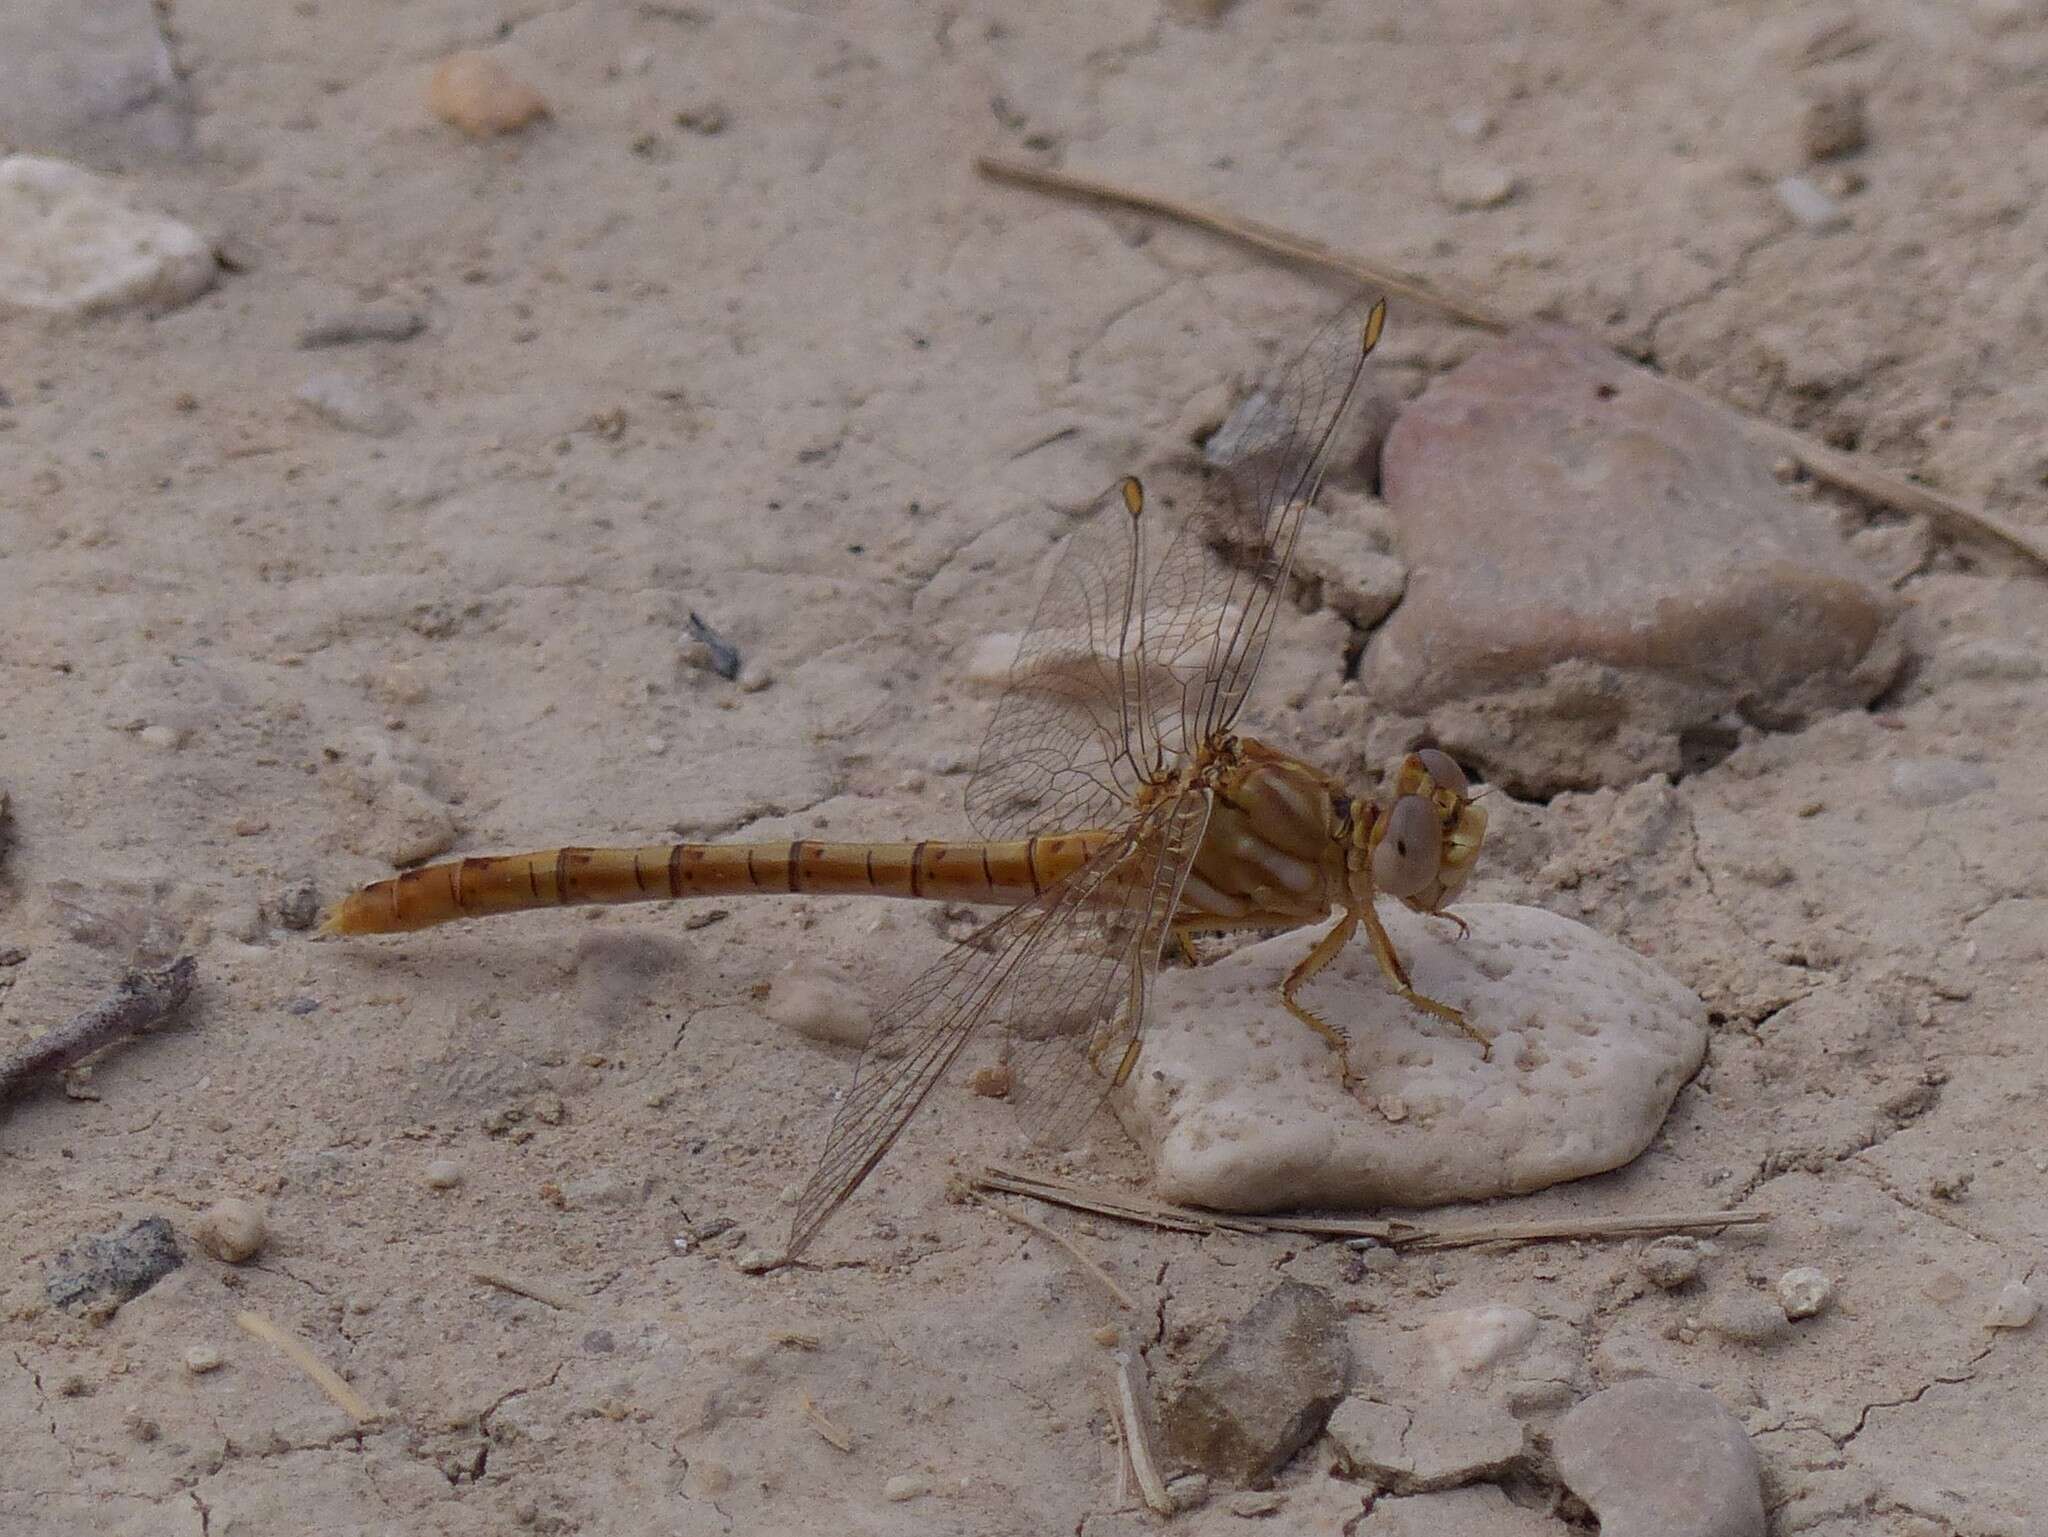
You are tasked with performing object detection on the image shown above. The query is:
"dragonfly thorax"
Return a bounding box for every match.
[1177,738,1352,926]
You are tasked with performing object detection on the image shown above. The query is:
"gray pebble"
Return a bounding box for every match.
[297,374,410,437]
[1703,1290,1788,1345]
[297,307,424,348]
[1774,174,1846,231]
[1437,160,1518,210]
[1986,1279,2039,1330]
[423,1159,463,1190]
[1888,757,1995,806]
[1777,1267,1833,1320]
[1640,1236,1703,1290]
[183,1345,223,1374]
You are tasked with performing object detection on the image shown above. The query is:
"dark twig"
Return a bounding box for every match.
[0,956,196,1103]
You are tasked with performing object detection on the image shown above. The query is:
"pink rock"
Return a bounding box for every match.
[1362,326,1905,794]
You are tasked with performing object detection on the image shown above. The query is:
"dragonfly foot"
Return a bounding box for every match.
[1405,987,1493,1060]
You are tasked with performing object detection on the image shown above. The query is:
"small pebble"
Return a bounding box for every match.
[423,1159,463,1191]
[1986,1280,2039,1330]
[1437,160,1518,210]
[183,1345,223,1374]
[1778,1267,1833,1319]
[1703,1290,1788,1345]
[1449,107,1494,142]
[1166,1472,1211,1513]
[735,1247,776,1274]
[1091,1324,1120,1347]
[1800,88,1868,161]
[428,51,549,138]
[297,374,409,437]
[137,724,183,752]
[192,1198,267,1264]
[1639,1237,1703,1290]
[297,307,424,348]
[883,1474,930,1502]
[1227,1491,1284,1517]
[764,967,869,1046]
[1888,757,1995,807]
[1774,174,1846,231]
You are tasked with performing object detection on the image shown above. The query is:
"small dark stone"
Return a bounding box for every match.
[1163,1281,1350,1487]
[46,1216,185,1315]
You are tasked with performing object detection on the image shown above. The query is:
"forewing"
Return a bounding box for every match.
[785,787,1213,1260]
[965,478,1151,841]
[1147,296,1385,753]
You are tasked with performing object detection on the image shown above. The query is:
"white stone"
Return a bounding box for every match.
[1437,161,1518,210]
[1419,1304,1539,1378]
[423,1159,463,1190]
[0,154,215,315]
[1774,174,1846,231]
[1888,757,1994,807]
[1777,1267,1832,1319]
[297,374,410,437]
[1120,903,1707,1210]
[764,964,869,1047]
[1986,1279,2038,1329]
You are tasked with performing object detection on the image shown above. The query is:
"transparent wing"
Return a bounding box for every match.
[785,786,1213,1259]
[963,299,1384,839]
[964,477,1154,840]
[1148,294,1386,754]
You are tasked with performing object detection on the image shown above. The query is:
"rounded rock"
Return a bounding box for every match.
[192,1199,267,1264]
[183,1345,223,1374]
[1554,1379,1765,1537]
[1985,1280,2039,1330]
[1123,904,1707,1212]
[1777,1267,1833,1320]
[1640,1237,1704,1290]
[0,155,216,316]
[423,1159,463,1191]
[427,51,549,138]
[883,1474,929,1503]
[1703,1291,1788,1346]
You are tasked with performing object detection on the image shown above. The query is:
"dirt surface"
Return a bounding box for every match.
[3,3,2045,1534]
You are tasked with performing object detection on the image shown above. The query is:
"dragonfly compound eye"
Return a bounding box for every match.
[1414,747,1469,796]
[1372,794,1443,898]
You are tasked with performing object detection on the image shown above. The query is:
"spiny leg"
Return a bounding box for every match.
[1358,901,1494,1059]
[1282,911,1360,1083]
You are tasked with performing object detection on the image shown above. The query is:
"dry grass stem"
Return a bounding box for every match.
[471,1268,578,1309]
[962,1182,1139,1310]
[236,1310,380,1425]
[975,1167,1766,1250]
[976,154,2048,573]
[802,1392,855,1452]
[1114,1351,1174,1515]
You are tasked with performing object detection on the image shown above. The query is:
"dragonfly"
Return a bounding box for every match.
[323,295,1490,1260]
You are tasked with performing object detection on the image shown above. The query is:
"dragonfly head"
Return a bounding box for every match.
[1358,748,1486,914]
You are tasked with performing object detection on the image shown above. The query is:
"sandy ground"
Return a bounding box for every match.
[4,2,2046,1533]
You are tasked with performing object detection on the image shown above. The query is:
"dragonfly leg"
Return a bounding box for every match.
[1171,929,1205,967]
[1358,901,1493,1058]
[1282,911,1360,1083]
[1437,910,1472,943]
